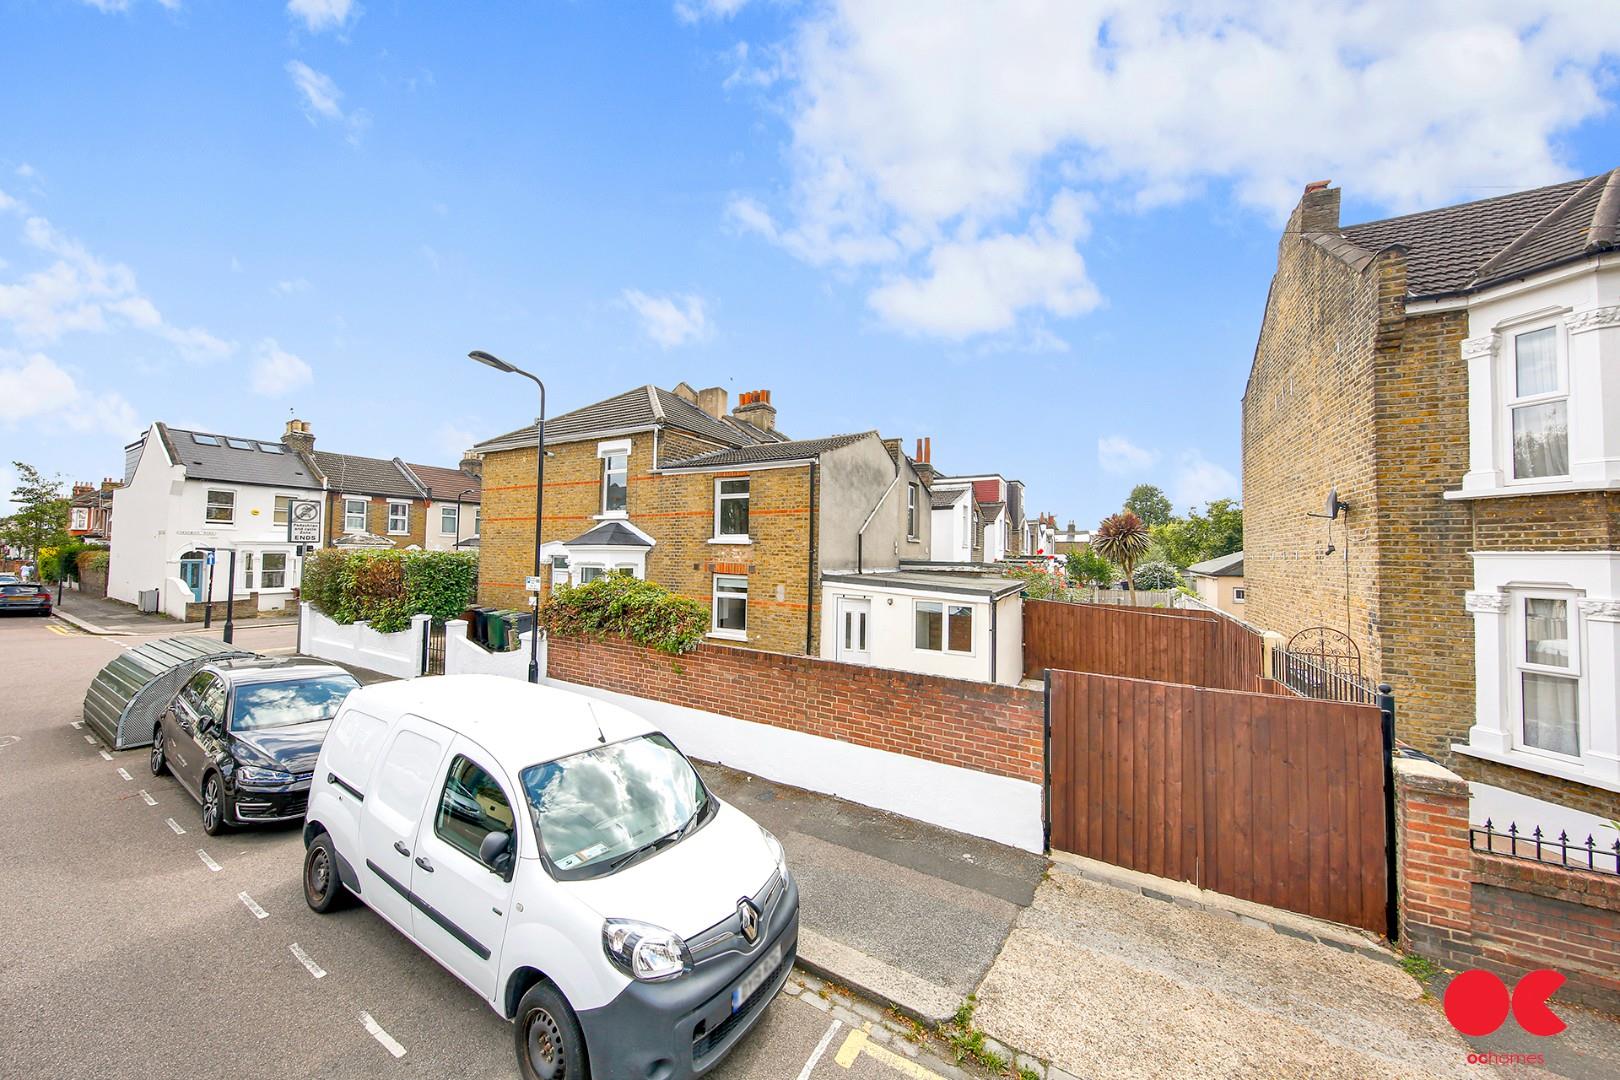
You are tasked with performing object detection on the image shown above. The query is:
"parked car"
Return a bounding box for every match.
[0,572,20,585]
[302,675,797,1080]
[1,580,52,616]
[150,657,360,834]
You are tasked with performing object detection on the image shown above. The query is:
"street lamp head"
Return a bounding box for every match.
[468,350,515,374]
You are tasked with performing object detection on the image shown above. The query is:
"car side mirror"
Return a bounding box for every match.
[479,831,514,878]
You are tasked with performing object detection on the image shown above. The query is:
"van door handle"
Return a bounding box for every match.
[414,856,434,873]
[393,841,411,857]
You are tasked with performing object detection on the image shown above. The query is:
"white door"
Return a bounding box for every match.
[408,738,518,998]
[836,596,871,664]
[359,715,452,934]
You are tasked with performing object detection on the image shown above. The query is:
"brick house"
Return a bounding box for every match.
[68,479,117,542]
[277,420,432,550]
[1242,171,1620,837]
[401,456,482,552]
[473,382,940,658]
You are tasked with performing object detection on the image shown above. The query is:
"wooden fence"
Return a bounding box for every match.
[1024,599,1265,692]
[1046,669,1391,934]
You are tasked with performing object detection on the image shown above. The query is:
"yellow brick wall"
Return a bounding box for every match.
[323,493,428,549]
[478,430,820,656]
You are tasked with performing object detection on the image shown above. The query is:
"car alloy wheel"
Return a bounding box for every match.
[202,775,225,834]
[149,728,166,776]
[524,1007,566,1080]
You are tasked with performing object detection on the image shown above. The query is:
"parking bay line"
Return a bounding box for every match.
[289,943,327,979]
[98,750,112,761]
[797,1019,843,1080]
[238,892,269,920]
[166,818,186,835]
[83,734,98,745]
[833,1026,947,1079]
[138,790,157,806]
[360,1012,406,1059]
[197,850,222,872]
[70,721,83,729]
[116,767,132,780]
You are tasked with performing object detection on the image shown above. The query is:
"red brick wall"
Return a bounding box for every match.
[1396,758,1620,1012]
[546,634,1044,783]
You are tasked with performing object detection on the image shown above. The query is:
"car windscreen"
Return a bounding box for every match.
[2,583,42,594]
[520,734,710,879]
[230,675,359,732]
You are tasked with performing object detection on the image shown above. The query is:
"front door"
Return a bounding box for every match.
[835,596,871,664]
[359,715,452,935]
[179,552,205,601]
[409,739,517,998]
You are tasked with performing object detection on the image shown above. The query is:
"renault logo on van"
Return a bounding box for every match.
[738,899,760,944]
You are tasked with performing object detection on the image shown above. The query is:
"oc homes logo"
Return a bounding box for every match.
[1444,969,1565,1067]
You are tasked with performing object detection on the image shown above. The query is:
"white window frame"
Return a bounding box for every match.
[204,489,235,526]
[1511,588,1582,764]
[343,497,368,533]
[242,551,254,590]
[260,550,289,590]
[914,599,974,655]
[598,440,630,518]
[1232,587,1246,603]
[473,507,481,535]
[1503,321,1570,483]
[440,505,458,535]
[273,495,292,527]
[387,500,410,536]
[710,574,748,641]
[713,477,750,542]
[906,483,919,540]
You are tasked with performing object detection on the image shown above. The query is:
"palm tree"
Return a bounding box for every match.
[1093,511,1151,604]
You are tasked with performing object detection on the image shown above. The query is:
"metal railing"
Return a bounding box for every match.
[1269,646,1379,704]
[1471,819,1620,876]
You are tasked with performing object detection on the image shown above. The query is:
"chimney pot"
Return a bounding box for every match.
[732,388,777,432]
[282,417,315,454]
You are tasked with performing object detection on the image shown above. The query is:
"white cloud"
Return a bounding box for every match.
[0,199,232,358]
[274,277,311,295]
[287,0,356,33]
[286,60,369,142]
[251,339,313,397]
[1098,436,1160,475]
[733,1,1620,340]
[0,349,138,437]
[675,0,750,24]
[622,289,713,348]
[1172,450,1239,508]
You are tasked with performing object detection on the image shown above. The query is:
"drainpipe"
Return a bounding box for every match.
[989,592,998,683]
[805,463,817,655]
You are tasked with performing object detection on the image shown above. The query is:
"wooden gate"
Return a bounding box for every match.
[1046,669,1392,935]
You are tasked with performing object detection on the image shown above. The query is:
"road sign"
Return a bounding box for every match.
[288,499,322,544]
[205,551,216,566]
[524,576,544,593]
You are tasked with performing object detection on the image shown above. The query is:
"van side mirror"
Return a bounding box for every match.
[479,831,513,878]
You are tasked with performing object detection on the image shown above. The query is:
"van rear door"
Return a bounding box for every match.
[358,715,452,934]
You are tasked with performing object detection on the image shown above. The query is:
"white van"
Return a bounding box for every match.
[301,674,798,1080]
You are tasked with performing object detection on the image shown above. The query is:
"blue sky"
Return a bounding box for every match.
[3,1,1619,527]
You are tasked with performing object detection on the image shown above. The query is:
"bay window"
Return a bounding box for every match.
[261,552,288,589]
[1518,594,1579,758]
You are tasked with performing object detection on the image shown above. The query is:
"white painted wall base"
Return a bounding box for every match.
[542,674,1044,853]
[299,602,428,680]
[443,618,544,679]
[1467,781,1613,847]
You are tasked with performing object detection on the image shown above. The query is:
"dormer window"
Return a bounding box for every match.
[1508,326,1568,480]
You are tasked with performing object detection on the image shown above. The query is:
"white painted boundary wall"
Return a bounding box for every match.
[542,674,1044,853]
[299,602,428,680]
[443,618,544,678]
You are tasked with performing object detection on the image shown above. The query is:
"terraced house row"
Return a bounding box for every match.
[473,382,1031,682]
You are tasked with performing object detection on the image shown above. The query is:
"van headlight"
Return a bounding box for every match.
[602,919,690,982]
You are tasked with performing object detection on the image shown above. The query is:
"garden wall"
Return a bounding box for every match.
[299,602,430,680]
[443,618,543,679]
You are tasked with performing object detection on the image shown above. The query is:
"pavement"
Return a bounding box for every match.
[52,586,297,636]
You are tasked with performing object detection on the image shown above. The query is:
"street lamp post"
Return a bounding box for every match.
[469,351,545,684]
[454,487,477,550]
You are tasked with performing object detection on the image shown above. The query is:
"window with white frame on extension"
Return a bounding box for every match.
[915,600,972,653]
[205,489,235,525]
[714,477,749,540]
[711,575,747,639]
[1517,592,1580,758]
[1508,326,1569,480]
[387,501,410,535]
[441,506,458,534]
[343,497,368,532]
[601,451,628,514]
[261,552,287,589]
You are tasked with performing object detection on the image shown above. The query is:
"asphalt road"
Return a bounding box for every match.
[0,614,980,1080]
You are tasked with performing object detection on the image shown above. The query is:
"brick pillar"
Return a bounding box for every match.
[1394,755,1475,963]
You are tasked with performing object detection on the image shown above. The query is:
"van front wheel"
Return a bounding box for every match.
[514,981,587,1080]
[303,833,348,913]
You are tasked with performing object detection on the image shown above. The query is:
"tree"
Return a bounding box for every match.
[1093,511,1151,603]
[1066,549,1117,587]
[0,462,70,570]
[1132,560,1182,591]
[1124,484,1173,527]
[1150,498,1243,568]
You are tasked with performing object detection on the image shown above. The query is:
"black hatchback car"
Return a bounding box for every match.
[150,657,359,835]
[0,580,52,616]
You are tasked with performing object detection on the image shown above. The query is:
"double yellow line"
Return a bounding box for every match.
[834,1024,948,1079]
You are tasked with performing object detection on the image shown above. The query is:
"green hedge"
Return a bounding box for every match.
[303,549,479,634]
[540,574,708,655]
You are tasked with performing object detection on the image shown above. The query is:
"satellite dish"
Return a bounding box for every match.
[1326,488,1340,518]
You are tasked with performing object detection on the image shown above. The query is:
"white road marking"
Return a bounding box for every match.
[70,721,83,729]
[360,1012,406,1058]
[237,892,269,920]
[289,943,327,979]
[197,849,222,872]
[116,767,132,780]
[166,817,186,835]
[83,734,98,745]
[797,1018,843,1080]
[98,750,113,761]
[139,790,157,806]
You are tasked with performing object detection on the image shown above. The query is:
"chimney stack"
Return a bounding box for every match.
[695,386,729,420]
[1292,179,1340,235]
[733,389,776,432]
[101,478,117,494]
[282,418,315,455]
[72,482,92,497]
[459,451,482,479]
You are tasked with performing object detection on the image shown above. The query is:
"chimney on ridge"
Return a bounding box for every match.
[282,418,315,455]
[733,389,776,432]
[695,386,729,420]
[1292,179,1341,236]
[459,451,482,479]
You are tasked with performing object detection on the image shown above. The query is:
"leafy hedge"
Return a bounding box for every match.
[540,574,709,655]
[303,549,479,634]
[1005,562,1080,602]
[78,549,110,573]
